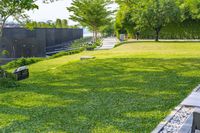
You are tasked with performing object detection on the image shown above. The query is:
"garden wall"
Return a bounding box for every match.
[0,28,83,58]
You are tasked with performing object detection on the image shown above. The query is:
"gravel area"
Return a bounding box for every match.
[159,106,194,133]
[153,85,200,133]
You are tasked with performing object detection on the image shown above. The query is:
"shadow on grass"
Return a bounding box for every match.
[1,58,200,132]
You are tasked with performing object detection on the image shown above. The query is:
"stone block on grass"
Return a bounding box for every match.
[80,56,96,60]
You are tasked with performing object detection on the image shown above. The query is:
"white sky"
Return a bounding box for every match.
[26,0,118,25]
[27,0,74,24]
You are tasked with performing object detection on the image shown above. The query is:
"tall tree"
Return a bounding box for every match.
[133,0,180,41]
[55,18,62,28]
[115,4,136,38]
[0,0,38,37]
[67,0,113,41]
[61,19,68,28]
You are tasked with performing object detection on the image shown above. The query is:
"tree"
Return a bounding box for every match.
[55,18,62,28]
[115,4,136,38]
[67,0,113,42]
[61,19,68,28]
[0,0,38,37]
[131,0,180,41]
[179,0,200,20]
[101,21,115,37]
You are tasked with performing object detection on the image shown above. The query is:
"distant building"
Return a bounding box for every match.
[0,28,83,58]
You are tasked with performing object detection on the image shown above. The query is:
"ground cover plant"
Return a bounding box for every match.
[2,58,44,70]
[1,42,200,132]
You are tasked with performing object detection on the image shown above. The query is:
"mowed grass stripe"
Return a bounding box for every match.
[1,42,200,132]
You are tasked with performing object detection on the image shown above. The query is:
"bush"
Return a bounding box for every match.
[0,67,18,88]
[70,37,93,49]
[86,45,97,51]
[1,50,10,58]
[2,57,44,69]
[94,38,102,46]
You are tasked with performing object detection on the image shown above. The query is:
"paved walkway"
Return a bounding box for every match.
[97,37,119,50]
[181,92,200,107]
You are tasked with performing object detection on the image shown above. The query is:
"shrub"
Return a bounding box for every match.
[94,38,102,46]
[1,50,10,58]
[0,67,18,88]
[86,45,97,51]
[2,57,44,69]
[70,37,93,49]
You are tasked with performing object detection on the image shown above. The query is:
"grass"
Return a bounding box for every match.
[1,42,200,132]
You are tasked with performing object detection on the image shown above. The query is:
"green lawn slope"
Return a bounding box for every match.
[1,42,200,132]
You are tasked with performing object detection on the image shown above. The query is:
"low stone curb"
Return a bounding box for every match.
[152,84,200,133]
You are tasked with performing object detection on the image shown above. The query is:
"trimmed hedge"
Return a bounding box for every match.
[2,57,44,70]
[139,19,200,39]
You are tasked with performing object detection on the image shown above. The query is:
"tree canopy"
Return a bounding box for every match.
[25,19,69,29]
[134,0,180,41]
[67,0,113,41]
[0,0,38,36]
[115,0,200,41]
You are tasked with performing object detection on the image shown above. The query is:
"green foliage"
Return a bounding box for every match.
[25,19,69,29]
[116,0,200,40]
[1,50,10,57]
[0,0,38,36]
[55,19,62,28]
[0,67,18,88]
[179,0,200,20]
[138,19,200,39]
[101,21,115,37]
[133,0,180,41]
[69,37,93,49]
[61,19,68,28]
[115,5,136,38]
[67,0,113,41]
[2,57,44,69]
[93,38,102,46]
[86,45,97,51]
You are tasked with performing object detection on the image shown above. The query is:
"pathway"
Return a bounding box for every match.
[97,37,119,50]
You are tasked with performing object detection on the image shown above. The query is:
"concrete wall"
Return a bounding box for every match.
[0,28,83,58]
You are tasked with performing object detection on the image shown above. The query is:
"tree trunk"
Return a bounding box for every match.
[0,20,6,38]
[155,28,160,42]
[92,30,95,42]
[95,31,98,42]
[0,25,3,38]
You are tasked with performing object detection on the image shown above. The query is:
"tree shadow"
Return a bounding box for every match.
[1,58,200,132]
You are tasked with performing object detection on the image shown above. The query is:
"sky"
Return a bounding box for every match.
[26,0,118,25]
[27,0,75,24]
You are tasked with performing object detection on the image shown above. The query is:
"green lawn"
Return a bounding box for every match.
[1,42,200,132]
